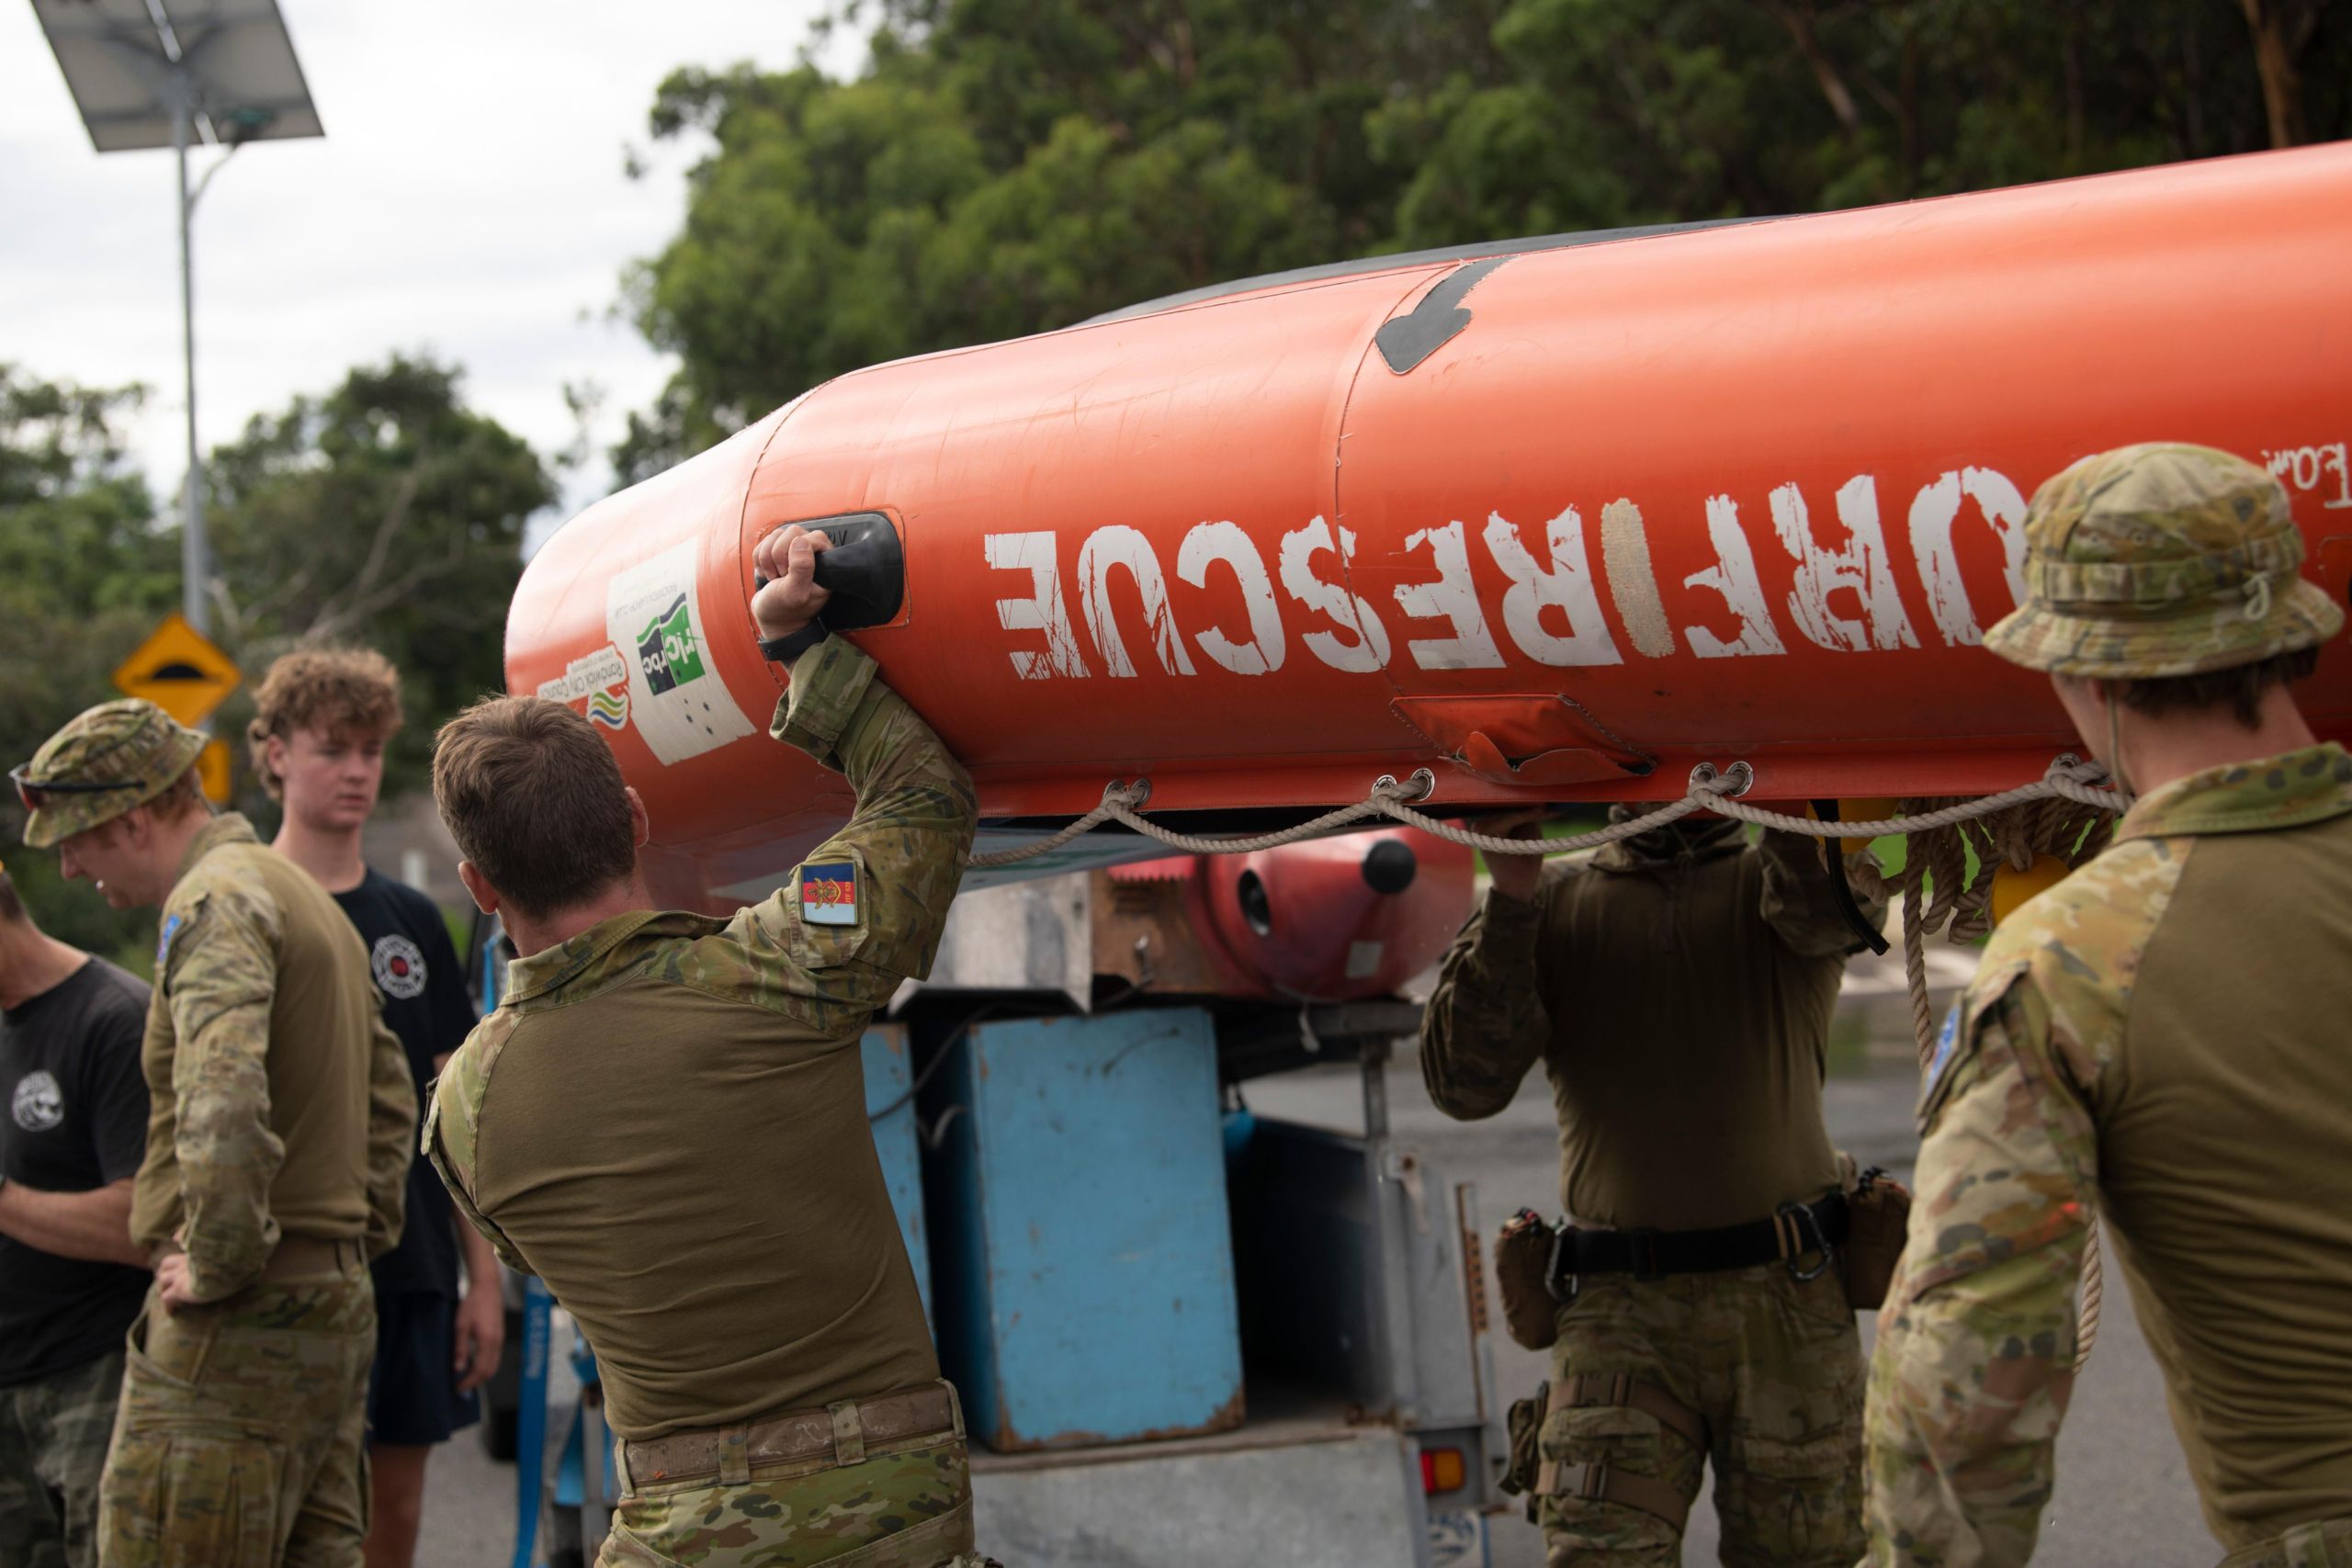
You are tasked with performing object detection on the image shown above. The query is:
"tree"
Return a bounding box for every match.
[620,0,2349,480]
[619,0,1503,478]
[202,354,558,790]
[2237,0,2337,147]
[0,356,553,964]
[0,365,177,961]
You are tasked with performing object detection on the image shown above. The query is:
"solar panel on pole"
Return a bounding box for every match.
[31,0,322,638]
[34,1,323,151]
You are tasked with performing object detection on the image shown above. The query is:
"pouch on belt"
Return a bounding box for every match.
[1495,1209,1564,1350]
[1500,1379,1547,1519]
[1838,1155,1913,1311]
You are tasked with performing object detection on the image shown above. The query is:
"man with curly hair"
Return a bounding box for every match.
[247,649,503,1568]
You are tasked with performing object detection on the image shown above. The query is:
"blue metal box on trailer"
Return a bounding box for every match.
[930,1008,1244,1450]
[862,1025,932,1321]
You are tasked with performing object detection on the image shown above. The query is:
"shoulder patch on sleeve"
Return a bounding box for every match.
[797,861,861,927]
[154,892,211,985]
[1921,999,1963,1106]
[1917,959,2029,1132]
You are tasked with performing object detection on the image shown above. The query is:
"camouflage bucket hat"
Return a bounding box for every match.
[1983,441,2345,679]
[15,699,209,849]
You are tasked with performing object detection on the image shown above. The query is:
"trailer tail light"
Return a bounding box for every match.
[1419,1446,1467,1494]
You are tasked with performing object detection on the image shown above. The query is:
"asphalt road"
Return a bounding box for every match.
[1250,1056,2207,1567]
[419,930,2213,1567]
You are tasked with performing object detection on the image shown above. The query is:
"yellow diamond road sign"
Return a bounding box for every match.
[113,613,242,728]
[196,739,233,806]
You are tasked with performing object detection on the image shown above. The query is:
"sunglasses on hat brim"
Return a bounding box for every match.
[10,764,141,815]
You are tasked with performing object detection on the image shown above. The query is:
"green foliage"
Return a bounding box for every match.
[0,367,179,956]
[202,353,557,795]
[0,358,552,958]
[621,0,2348,476]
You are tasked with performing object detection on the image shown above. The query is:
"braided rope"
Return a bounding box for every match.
[2076,1216,2107,1371]
[966,783,1151,869]
[1867,779,2117,1371]
[967,752,2121,1360]
[971,756,2115,867]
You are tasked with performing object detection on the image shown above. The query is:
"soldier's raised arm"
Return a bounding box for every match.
[723,525,978,1011]
[1863,970,2098,1566]
[159,881,288,1303]
[1419,816,1553,1120]
[1758,826,1887,958]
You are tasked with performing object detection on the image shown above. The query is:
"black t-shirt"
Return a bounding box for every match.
[0,955,154,1385]
[335,870,477,1298]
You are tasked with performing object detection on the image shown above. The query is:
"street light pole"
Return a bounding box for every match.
[172,81,206,636]
[32,0,322,639]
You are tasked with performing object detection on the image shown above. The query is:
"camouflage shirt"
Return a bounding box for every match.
[424,638,978,1439]
[1865,742,2352,1564]
[133,814,415,1303]
[1420,824,1883,1230]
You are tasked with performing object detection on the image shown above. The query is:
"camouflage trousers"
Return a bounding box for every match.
[2221,1516,2352,1567]
[0,1348,126,1568]
[1533,1261,1864,1567]
[599,1415,987,1566]
[97,1268,375,1568]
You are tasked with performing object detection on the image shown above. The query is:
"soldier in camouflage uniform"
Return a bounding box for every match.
[1863,443,2352,1568]
[15,700,416,1567]
[424,525,995,1568]
[1422,804,1885,1565]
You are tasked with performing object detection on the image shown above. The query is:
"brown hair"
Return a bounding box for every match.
[245,647,404,799]
[0,872,24,925]
[432,696,636,919]
[150,764,209,822]
[2112,647,2321,730]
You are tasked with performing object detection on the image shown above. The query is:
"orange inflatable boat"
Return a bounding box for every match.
[511,145,2352,913]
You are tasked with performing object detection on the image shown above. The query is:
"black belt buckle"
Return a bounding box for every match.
[1628,1227,1665,1282]
[1545,1225,1578,1304]
[1779,1200,1835,1282]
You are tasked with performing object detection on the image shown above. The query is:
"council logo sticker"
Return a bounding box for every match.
[12,1070,63,1133]
[635,593,707,695]
[372,934,428,1000]
[587,685,629,730]
[605,542,756,766]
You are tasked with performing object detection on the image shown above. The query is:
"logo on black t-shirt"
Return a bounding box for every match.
[11,1069,62,1132]
[371,934,428,1000]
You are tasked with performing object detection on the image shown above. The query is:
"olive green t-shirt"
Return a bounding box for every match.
[1421,826,1880,1231]
[427,640,978,1440]
[134,814,414,1302]
[1868,742,2352,1559]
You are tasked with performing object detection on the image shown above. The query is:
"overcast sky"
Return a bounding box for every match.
[3,2,856,537]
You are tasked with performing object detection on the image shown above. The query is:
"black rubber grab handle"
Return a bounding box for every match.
[752,513,906,630]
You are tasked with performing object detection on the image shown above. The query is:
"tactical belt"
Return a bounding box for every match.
[2218,1516,2352,1568]
[1549,1190,1848,1292]
[621,1382,960,1487]
[259,1236,366,1282]
[148,1235,366,1285]
[1534,1374,1711,1531]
